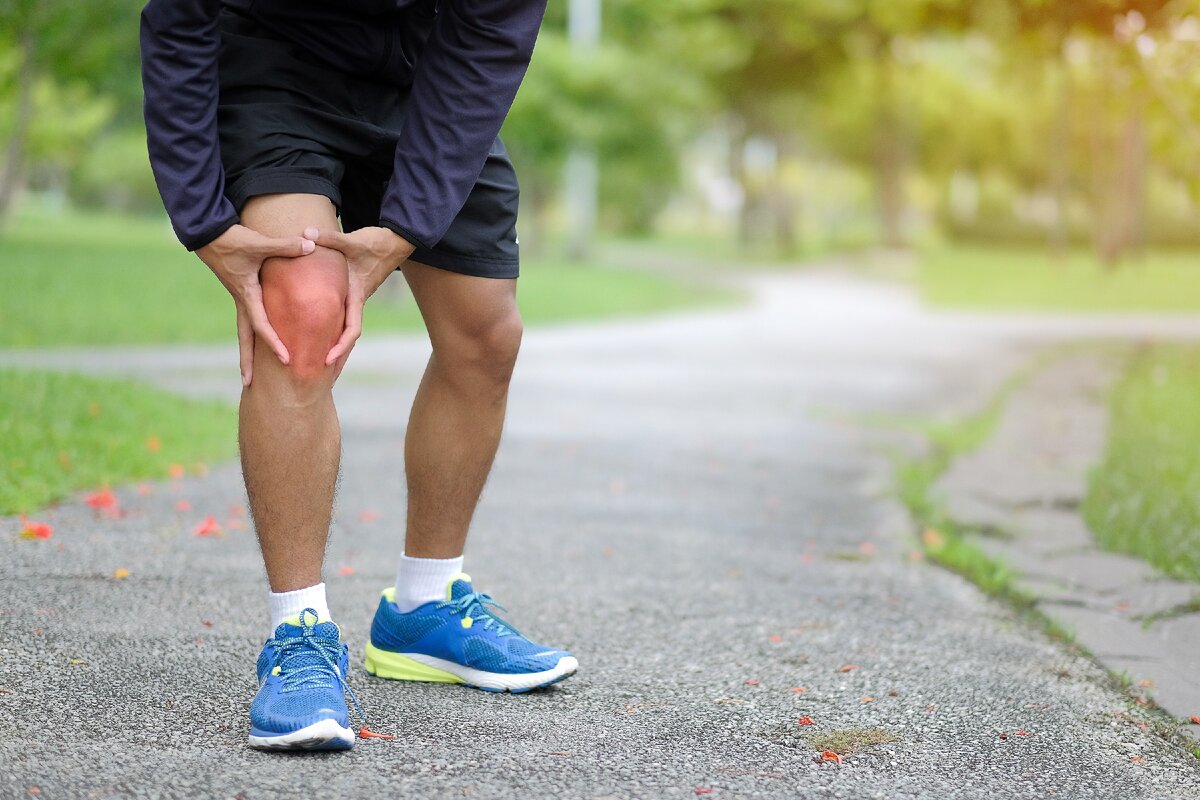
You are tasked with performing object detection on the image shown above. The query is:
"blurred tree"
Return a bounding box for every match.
[0,0,139,220]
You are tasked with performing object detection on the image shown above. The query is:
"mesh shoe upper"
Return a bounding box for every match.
[370,576,571,675]
[250,612,352,736]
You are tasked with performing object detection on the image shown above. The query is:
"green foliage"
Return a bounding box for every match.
[0,206,740,348]
[1084,345,1200,582]
[0,369,236,515]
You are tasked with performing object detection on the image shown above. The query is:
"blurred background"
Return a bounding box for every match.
[5,0,1200,269]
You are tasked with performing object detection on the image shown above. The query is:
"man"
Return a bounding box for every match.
[140,0,576,751]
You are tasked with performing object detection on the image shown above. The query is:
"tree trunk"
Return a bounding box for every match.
[0,32,35,222]
[1047,56,1071,258]
[872,40,904,248]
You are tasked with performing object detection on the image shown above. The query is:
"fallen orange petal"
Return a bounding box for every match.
[113,567,130,581]
[1129,755,1145,764]
[193,516,222,537]
[1190,715,1200,725]
[789,687,807,694]
[85,489,117,510]
[168,463,185,479]
[797,716,814,726]
[338,566,355,576]
[19,515,53,540]
[175,499,192,512]
[819,750,842,764]
[1014,730,1030,736]
[860,696,874,703]
[744,678,760,686]
[358,727,395,740]
[838,664,857,673]
[768,634,783,643]
[693,789,714,796]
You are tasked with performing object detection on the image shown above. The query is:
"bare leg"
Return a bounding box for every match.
[400,261,522,558]
[238,194,348,592]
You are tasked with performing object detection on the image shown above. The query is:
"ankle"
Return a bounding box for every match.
[393,554,464,612]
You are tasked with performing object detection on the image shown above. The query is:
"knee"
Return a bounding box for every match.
[261,249,348,385]
[434,308,524,386]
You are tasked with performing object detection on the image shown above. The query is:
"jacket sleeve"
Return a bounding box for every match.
[140,0,239,251]
[378,0,547,250]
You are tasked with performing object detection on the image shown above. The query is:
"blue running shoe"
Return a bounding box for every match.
[248,609,359,750]
[364,574,578,693]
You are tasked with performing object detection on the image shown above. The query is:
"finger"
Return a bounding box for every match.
[251,233,315,259]
[235,307,255,387]
[243,290,291,365]
[325,290,364,365]
[303,226,352,253]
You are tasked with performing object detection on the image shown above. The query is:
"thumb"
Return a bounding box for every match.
[303,226,351,252]
[251,233,316,259]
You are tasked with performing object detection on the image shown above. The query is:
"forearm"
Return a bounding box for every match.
[141,0,238,250]
[379,0,547,249]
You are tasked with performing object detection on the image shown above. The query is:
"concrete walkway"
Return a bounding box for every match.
[2,271,1200,798]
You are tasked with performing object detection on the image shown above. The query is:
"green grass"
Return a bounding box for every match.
[918,245,1200,312]
[0,206,739,348]
[0,370,235,515]
[1083,345,1200,583]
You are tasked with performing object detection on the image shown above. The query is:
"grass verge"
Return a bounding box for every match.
[0,206,739,348]
[1083,344,1200,583]
[0,370,235,515]
[918,245,1200,312]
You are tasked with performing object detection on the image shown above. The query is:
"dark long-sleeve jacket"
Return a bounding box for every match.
[140,0,546,251]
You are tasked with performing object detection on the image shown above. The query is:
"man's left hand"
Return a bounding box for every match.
[303,226,416,365]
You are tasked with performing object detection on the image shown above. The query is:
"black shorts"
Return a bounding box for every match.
[216,11,520,279]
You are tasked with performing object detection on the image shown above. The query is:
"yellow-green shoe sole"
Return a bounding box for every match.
[364,642,466,684]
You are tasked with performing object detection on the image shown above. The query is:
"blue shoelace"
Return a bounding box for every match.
[436,592,523,638]
[267,609,367,724]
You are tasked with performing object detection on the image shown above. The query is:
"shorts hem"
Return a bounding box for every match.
[408,248,519,280]
[226,172,343,214]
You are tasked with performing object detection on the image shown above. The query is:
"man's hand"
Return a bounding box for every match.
[196,224,316,387]
[302,226,415,365]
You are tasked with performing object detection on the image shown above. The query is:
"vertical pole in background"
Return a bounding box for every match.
[565,0,600,260]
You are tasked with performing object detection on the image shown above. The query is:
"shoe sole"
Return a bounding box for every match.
[364,643,578,693]
[248,718,356,751]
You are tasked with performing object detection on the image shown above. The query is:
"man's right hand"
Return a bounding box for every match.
[196,224,316,387]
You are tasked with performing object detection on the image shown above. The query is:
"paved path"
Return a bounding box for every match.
[3,272,1200,798]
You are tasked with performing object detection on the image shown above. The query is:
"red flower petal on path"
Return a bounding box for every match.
[858,541,876,556]
[168,463,186,480]
[860,696,874,703]
[694,789,714,796]
[358,727,395,740]
[201,620,214,628]
[19,515,53,540]
[1189,715,1200,725]
[998,731,1008,740]
[175,499,192,512]
[819,750,842,764]
[193,516,222,537]
[85,489,117,510]
[800,553,815,565]
[797,716,814,726]
[744,678,760,686]
[838,664,857,673]
[768,634,783,643]
[137,483,153,496]
[338,566,355,576]
[1014,730,1030,736]
[1129,755,1145,764]
[789,687,807,694]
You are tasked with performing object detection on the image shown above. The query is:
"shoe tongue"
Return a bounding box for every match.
[276,610,340,641]
[447,572,474,602]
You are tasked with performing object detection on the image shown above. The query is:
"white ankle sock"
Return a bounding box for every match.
[394,554,464,612]
[269,582,331,632]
